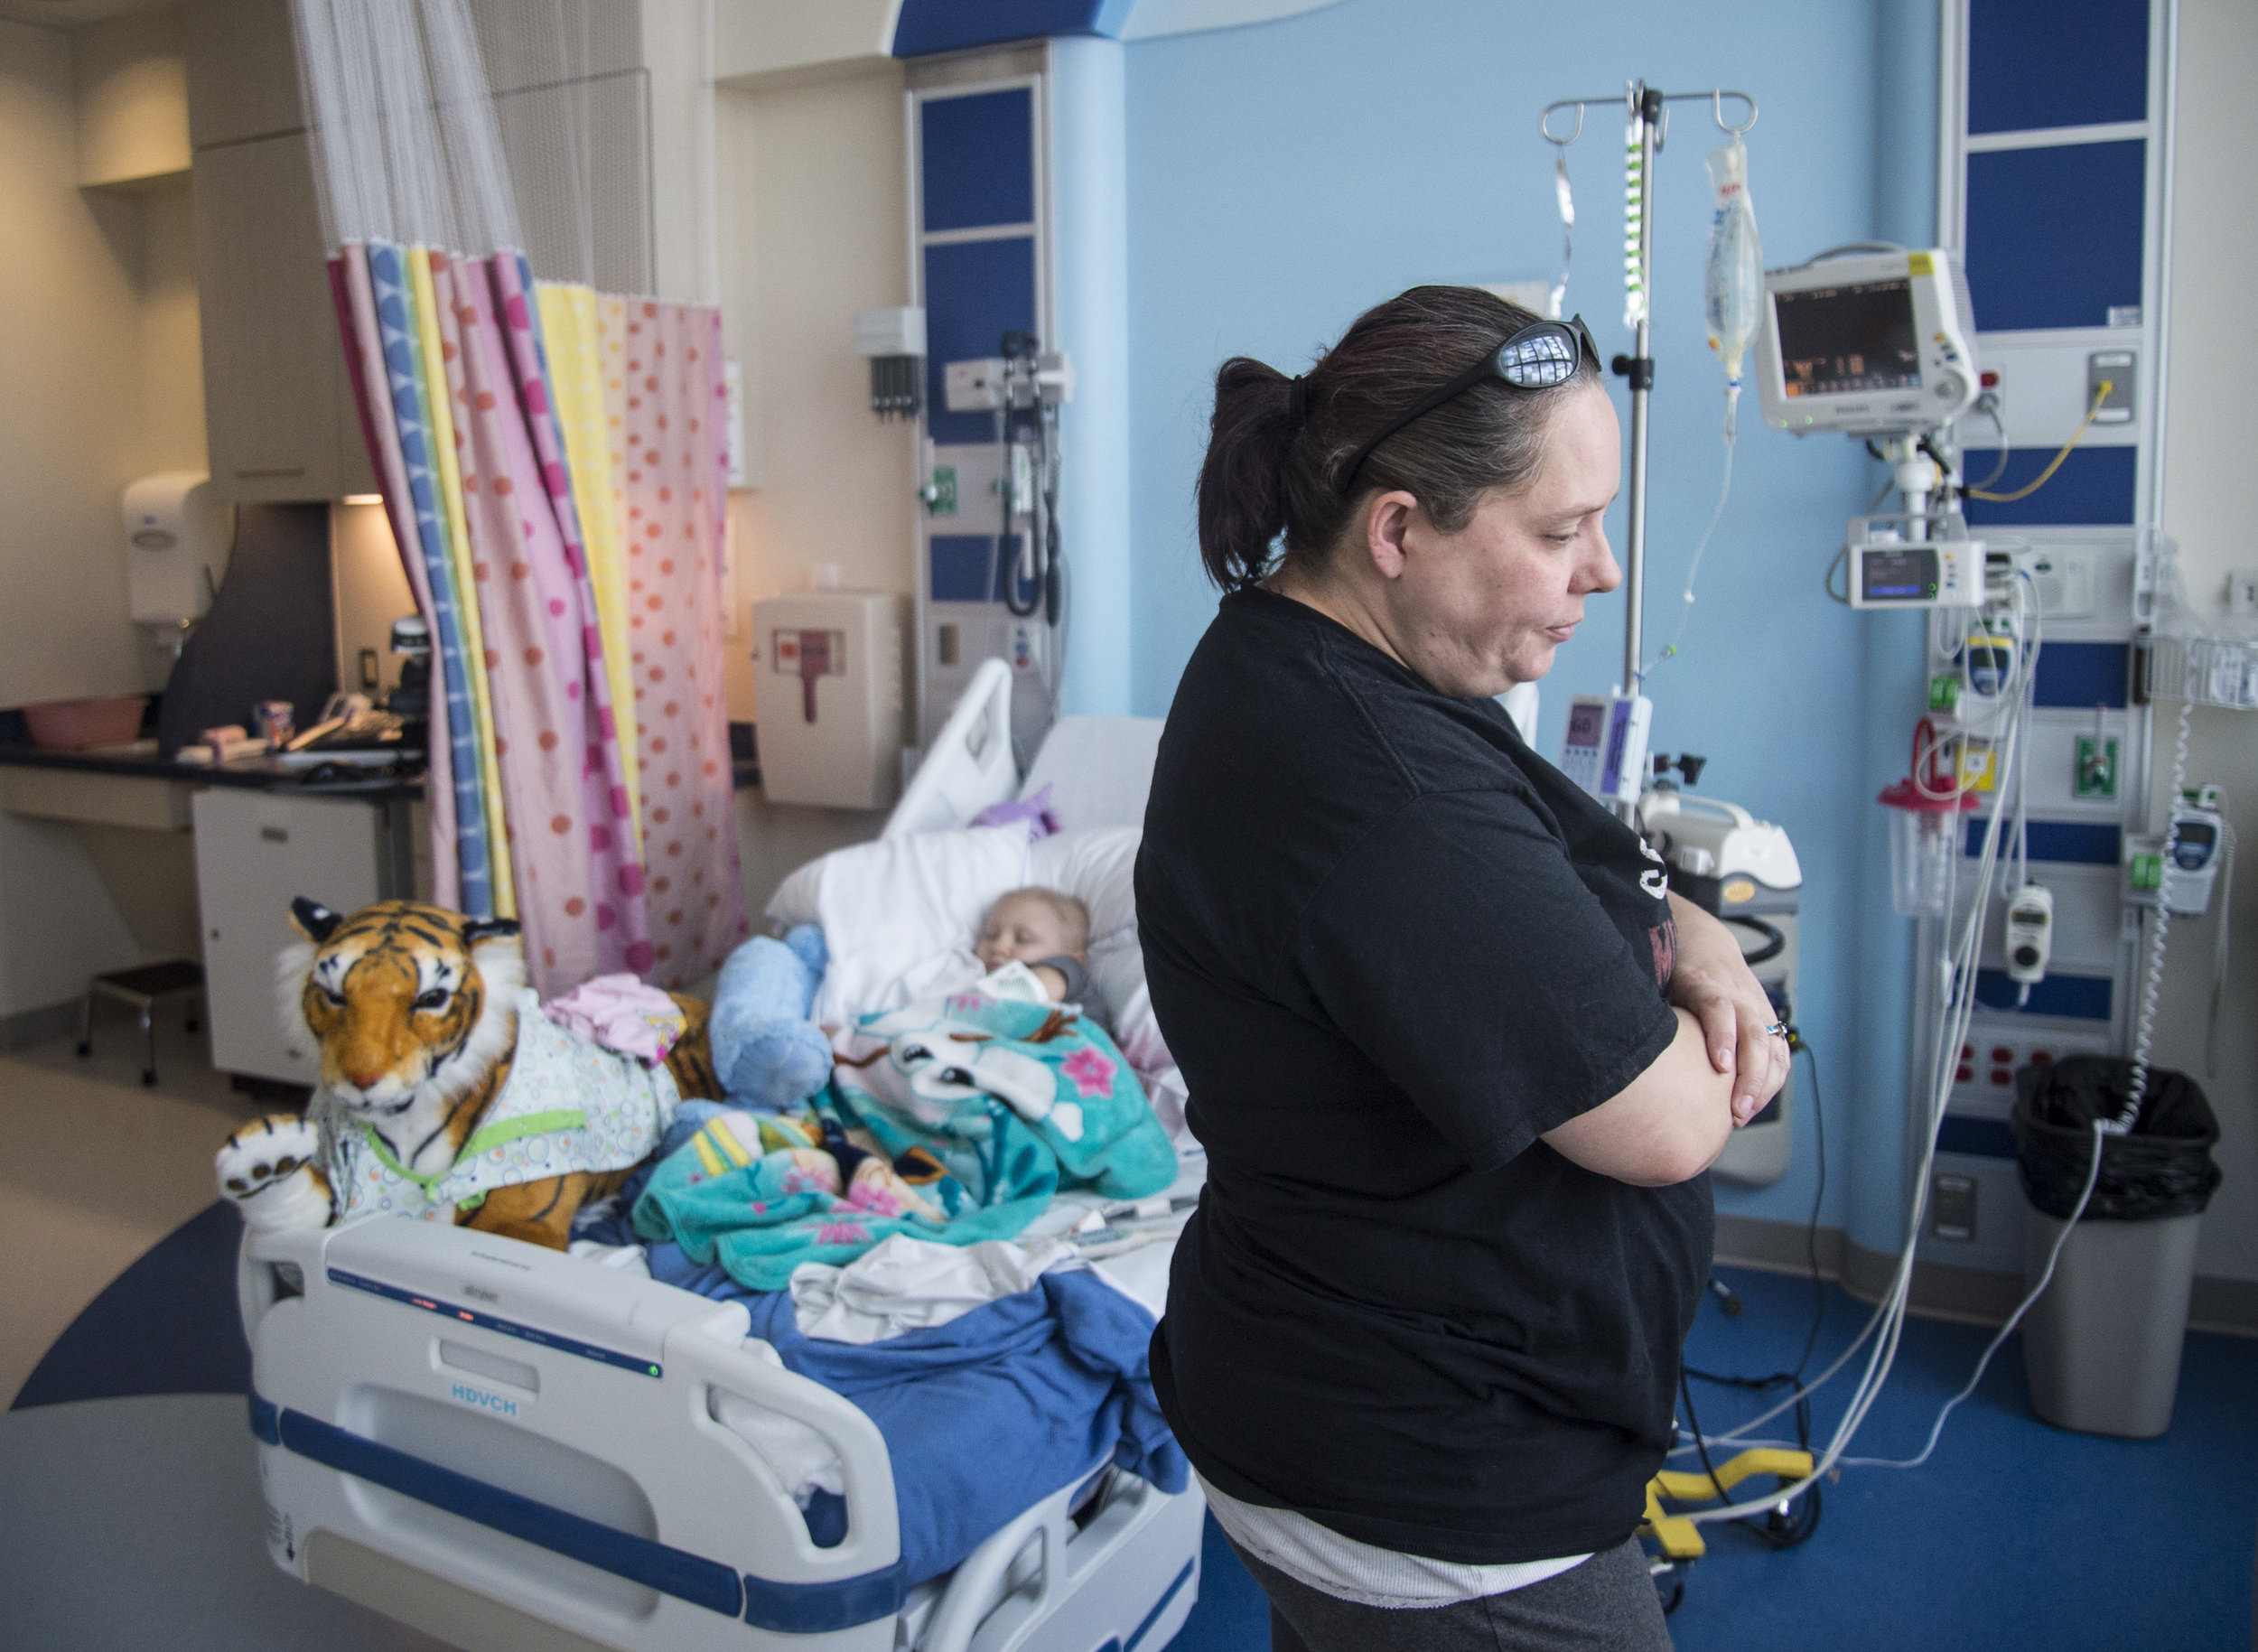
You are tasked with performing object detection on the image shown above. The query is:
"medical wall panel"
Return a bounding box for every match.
[920,237,1041,447]
[920,89,1035,231]
[1963,140,2146,333]
[1966,0,2149,135]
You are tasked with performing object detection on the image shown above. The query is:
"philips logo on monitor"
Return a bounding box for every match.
[449,1382,522,1418]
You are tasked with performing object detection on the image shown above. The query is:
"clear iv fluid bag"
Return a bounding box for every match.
[1703,136,1763,442]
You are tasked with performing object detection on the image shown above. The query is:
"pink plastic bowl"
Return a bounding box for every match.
[23,695,149,751]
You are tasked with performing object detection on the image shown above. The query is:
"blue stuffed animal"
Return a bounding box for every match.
[709,925,833,1109]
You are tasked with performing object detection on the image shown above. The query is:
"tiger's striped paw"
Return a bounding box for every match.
[216,1115,331,1231]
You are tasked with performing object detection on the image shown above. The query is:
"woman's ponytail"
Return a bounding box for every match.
[1196,358,1300,592]
[1190,285,1596,595]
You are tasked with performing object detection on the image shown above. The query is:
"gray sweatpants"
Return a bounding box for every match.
[1229,1534,1675,1652]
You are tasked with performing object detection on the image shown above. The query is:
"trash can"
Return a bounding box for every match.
[2011,1057,2222,1439]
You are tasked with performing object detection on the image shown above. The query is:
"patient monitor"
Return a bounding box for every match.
[1755,248,1978,438]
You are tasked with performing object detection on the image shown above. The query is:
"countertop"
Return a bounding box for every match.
[0,735,760,798]
[0,738,425,798]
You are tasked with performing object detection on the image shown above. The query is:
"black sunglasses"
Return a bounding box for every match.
[1338,315,1600,494]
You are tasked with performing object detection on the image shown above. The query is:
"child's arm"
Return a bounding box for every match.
[1029,956,1089,1003]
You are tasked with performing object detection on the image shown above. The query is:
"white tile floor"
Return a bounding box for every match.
[0,1002,270,1405]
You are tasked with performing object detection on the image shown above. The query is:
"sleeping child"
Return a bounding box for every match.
[709,887,1104,1112]
[971,887,1096,1013]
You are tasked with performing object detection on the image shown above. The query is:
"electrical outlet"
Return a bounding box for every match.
[2228,568,2258,618]
[1930,1172,1978,1243]
[2087,350,2136,424]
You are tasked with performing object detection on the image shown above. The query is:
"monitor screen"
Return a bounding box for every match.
[1859,546,1937,602]
[1776,278,1920,398]
[1565,699,1607,749]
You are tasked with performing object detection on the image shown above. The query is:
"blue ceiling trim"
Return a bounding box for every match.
[892,0,1137,58]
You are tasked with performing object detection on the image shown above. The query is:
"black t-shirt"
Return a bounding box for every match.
[1135,587,1710,1565]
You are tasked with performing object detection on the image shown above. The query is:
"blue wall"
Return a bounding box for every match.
[1116,0,1938,1251]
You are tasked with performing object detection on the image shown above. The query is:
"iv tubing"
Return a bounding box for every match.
[1676,611,2038,1519]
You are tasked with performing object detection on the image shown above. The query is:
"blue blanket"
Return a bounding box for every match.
[637,1238,1186,1585]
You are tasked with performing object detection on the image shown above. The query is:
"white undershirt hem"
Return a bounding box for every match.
[1196,1472,1592,1610]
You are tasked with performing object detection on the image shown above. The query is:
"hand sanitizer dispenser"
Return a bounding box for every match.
[122,471,234,641]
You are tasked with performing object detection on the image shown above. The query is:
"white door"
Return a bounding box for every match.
[192,790,382,1085]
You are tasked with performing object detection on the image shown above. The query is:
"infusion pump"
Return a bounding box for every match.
[1755,247,1980,438]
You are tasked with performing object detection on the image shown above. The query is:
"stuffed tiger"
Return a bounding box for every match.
[215,897,721,1250]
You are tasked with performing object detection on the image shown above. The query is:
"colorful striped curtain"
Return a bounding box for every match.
[330,240,742,996]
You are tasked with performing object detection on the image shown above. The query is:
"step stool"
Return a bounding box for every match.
[78,960,206,1087]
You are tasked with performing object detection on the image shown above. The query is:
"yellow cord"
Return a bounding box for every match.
[1964,381,2111,503]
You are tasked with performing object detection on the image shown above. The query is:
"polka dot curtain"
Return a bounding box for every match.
[597,295,748,989]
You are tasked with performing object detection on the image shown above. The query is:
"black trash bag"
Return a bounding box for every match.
[2011,1056,2221,1222]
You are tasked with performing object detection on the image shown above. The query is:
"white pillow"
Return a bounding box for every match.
[766,823,1033,1029]
[765,822,1184,1134]
[1027,826,1141,950]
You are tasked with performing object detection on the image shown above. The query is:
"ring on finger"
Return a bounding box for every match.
[1763,1021,1789,1039]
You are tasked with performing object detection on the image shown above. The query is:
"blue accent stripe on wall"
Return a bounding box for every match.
[1964,818,2122,864]
[1964,141,2145,332]
[2032,640,2131,708]
[930,535,1024,603]
[1938,1115,2021,1160]
[1973,969,2113,1019]
[1961,446,2137,527]
[923,237,1039,445]
[921,89,1034,233]
[895,0,1133,58]
[1968,0,2148,134]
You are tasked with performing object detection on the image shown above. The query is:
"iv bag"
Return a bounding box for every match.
[1703,136,1763,442]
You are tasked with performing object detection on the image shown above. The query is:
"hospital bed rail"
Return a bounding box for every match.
[238,1213,1199,1652]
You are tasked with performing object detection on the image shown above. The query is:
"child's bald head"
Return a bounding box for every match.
[975,887,1090,973]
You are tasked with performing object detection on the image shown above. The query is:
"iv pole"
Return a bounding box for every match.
[1540,83,1758,697]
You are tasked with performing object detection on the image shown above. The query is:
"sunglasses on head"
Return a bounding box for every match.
[1338,314,1601,494]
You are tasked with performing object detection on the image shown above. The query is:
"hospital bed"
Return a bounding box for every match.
[236,658,1204,1652]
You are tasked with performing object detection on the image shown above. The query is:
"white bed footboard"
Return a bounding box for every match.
[239,1218,906,1651]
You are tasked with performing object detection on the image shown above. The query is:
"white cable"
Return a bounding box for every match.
[1841,1119,2104,1470]
[1682,627,2035,1521]
[2207,817,2234,1075]
[2125,697,2193,1125]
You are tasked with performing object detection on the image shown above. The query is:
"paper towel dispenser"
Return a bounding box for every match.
[123,471,235,628]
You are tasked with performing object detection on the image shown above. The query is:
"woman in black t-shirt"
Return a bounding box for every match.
[1135,286,1790,1651]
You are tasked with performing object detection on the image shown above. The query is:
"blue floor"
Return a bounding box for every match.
[17,1214,2256,1649]
[1169,1265,2258,1652]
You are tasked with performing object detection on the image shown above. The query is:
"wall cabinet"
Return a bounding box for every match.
[185,0,370,504]
[182,0,303,149]
[190,130,373,503]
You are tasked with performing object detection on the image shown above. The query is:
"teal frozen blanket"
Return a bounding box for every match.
[631,994,1175,1290]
